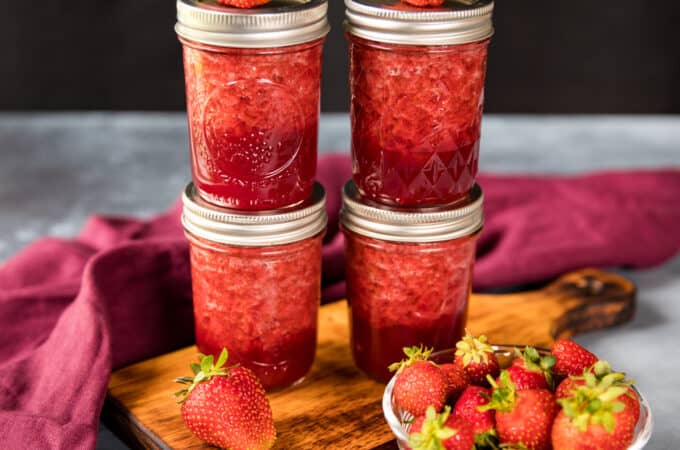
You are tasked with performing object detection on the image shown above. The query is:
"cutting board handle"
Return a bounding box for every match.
[469,268,637,347]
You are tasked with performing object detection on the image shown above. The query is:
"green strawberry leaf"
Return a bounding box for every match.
[201,354,214,373]
[216,348,228,369]
[190,362,201,375]
[174,348,233,404]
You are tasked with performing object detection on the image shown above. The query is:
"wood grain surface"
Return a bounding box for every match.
[103,268,636,450]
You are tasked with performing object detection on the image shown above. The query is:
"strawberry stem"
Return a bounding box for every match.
[388,345,434,373]
[455,331,494,367]
[174,348,236,404]
[478,370,516,413]
[557,378,628,433]
[408,406,457,450]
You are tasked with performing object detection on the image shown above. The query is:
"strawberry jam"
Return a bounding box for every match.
[181,39,324,210]
[344,0,493,206]
[188,234,323,389]
[182,182,327,389]
[341,181,483,382]
[349,36,489,207]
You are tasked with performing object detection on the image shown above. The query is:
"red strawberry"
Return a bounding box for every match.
[505,346,555,390]
[440,363,469,403]
[452,386,496,448]
[552,381,637,450]
[619,387,641,423]
[408,406,475,450]
[551,339,598,378]
[555,361,640,423]
[503,364,548,391]
[175,349,276,450]
[216,0,270,8]
[453,332,500,386]
[556,376,583,399]
[389,346,448,416]
[481,371,558,450]
[401,0,445,7]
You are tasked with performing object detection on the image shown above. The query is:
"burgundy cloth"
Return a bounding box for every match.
[1,154,679,449]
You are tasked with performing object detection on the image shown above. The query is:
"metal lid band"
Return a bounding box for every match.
[182,182,328,247]
[340,181,483,243]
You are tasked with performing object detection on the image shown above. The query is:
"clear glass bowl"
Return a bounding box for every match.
[382,345,653,449]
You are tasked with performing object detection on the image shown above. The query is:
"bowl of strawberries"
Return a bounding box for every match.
[382,333,652,450]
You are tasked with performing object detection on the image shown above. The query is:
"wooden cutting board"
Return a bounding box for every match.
[102,268,635,450]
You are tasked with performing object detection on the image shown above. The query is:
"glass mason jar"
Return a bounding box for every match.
[344,0,493,207]
[176,0,329,210]
[341,181,483,382]
[182,182,327,389]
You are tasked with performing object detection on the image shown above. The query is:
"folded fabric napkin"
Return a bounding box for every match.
[1,154,679,448]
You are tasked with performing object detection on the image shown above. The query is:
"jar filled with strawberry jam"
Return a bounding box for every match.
[182,182,327,389]
[344,0,493,206]
[176,0,329,210]
[341,181,483,382]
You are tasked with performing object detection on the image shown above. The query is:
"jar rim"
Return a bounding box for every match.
[182,182,328,247]
[340,181,483,243]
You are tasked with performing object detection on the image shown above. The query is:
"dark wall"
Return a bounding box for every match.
[2,1,679,113]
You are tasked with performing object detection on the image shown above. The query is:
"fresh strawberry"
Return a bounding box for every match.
[555,376,583,399]
[552,380,637,450]
[401,0,445,7]
[175,349,276,450]
[619,387,641,423]
[440,363,469,403]
[408,406,475,450]
[555,360,640,423]
[389,346,448,416]
[550,339,598,378]
[453,332,500,386]
[452,385,496,448]
[505,346,555,390]
[216,0,270,8]
[480,371,558,450]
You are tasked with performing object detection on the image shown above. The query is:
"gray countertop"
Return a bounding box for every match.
[1,113,678,449]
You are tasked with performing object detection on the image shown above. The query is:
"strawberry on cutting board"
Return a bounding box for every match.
[174,349,276,450]
[409,406,475,450]
[481,371,558,450]
[552,378,637,450]
[453,332,500,386]
[551,339,598,378]
[389,346,449,417]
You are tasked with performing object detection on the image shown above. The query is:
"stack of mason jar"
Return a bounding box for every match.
[175,0,493,388]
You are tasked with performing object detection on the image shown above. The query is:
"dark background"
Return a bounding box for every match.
[2,1,679,113]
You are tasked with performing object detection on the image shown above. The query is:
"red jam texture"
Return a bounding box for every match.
[181,39,324,210]
[349,36,489,206]
[344,230,478,382]
[188,234,323,389]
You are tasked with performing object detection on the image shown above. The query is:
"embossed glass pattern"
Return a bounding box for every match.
[349,36,489,206]
[181,38,324,210]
